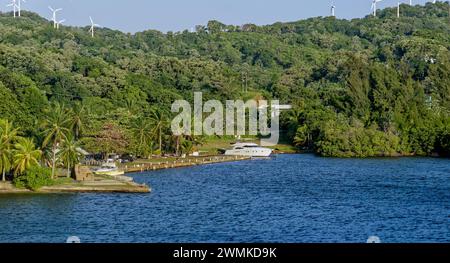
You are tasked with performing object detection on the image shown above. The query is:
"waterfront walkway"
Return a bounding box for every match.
[0,179,150,194]
[120,155,251,174]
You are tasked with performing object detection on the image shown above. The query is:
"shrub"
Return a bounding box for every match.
[13,166,54,191]
[316,118,401,158]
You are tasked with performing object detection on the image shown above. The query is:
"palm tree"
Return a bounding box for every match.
[41,103,71,179]
[171,134,182,156]
[148,141,155,159]
[293,125,310,149]
[149,110,167,156]
[170,125,185,157]
[13,138,42,176]
[70,102,87,140]
[181,140,194,156]
[131,116,153,158]
[59,135,83,178]
[0,142,11,181]
[0,120,19,181]
[185,134,205,150]
[285,107,306,141]
[286,107,303,130]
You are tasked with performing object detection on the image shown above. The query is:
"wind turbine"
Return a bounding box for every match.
[56,19,65,30]
[409,0,413,6]
[89,16,101,38]
[17,0,26,17]
[331,1,336,17]
[371,0,383,17]
[397,1,401,18]
[48,6,62,29]
[6,0,17,18]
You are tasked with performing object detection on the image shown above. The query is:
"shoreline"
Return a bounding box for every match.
[3,153,443,195]
[0,180,150,194]
[0,178,152,196]
[120,155,251,174]
[0,155,252,195]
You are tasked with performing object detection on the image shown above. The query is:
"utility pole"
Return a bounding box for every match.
[241,64,249,93]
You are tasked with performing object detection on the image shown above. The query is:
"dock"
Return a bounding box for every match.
[39,180,150,194]
[0,155,250,195]
[120,155,251,174]
[0,178,150,194]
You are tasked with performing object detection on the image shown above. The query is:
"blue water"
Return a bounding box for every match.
[0,154,449,243]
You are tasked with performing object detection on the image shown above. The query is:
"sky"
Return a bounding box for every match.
[0,0,442,33]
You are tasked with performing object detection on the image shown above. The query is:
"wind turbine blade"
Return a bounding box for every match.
[48,6,54,12]
[89,16,94,24]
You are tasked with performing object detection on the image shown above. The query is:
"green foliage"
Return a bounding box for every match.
[0,119,19,181]
[13,166,53,191]
[83,122,128,157]
[12,137,42,175]
[316,117,401,158]
[41,102,71,149]
[435,117,450,157]
[131,116,154,157]
[59,135,83,176]
[0,82,23,123]
[0,4,449,158]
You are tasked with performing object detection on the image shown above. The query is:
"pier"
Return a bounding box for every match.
[0,155,249,194]
[0,180,150,194]
[120,155,251,174]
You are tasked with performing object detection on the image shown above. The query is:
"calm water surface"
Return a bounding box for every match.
[0,154,449,243]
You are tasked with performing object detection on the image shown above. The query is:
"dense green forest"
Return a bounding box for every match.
[1,2,450,164]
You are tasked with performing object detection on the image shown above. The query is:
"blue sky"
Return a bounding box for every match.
[0,0,442,33]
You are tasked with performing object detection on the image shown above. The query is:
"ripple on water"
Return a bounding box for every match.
[0,155,449,243]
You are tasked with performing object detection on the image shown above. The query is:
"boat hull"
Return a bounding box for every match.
[94,170,125,176]
[224,148,273,157]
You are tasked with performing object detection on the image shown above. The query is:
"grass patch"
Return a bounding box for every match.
[53,177,76,185]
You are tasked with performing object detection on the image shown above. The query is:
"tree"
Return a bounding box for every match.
[0,82,23,124]
[95,123,128,159]
[131,116,154,158]
[0,119,19,181]
[149,110,168,156]
[172,134,182,157]
[285,107,304,140]
[59,135,83,178]
[293,125,310,149]
[13,137,42,176]
[207,20,226,34]
[70,102,88,140]
[0,141,11,181]
[41,103,71,179]
[0,5,450,158]
[181,139,193,155]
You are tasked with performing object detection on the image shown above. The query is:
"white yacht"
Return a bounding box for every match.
[224,142,273,157]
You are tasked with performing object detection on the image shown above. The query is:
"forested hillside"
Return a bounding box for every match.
[0,2,449,158]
